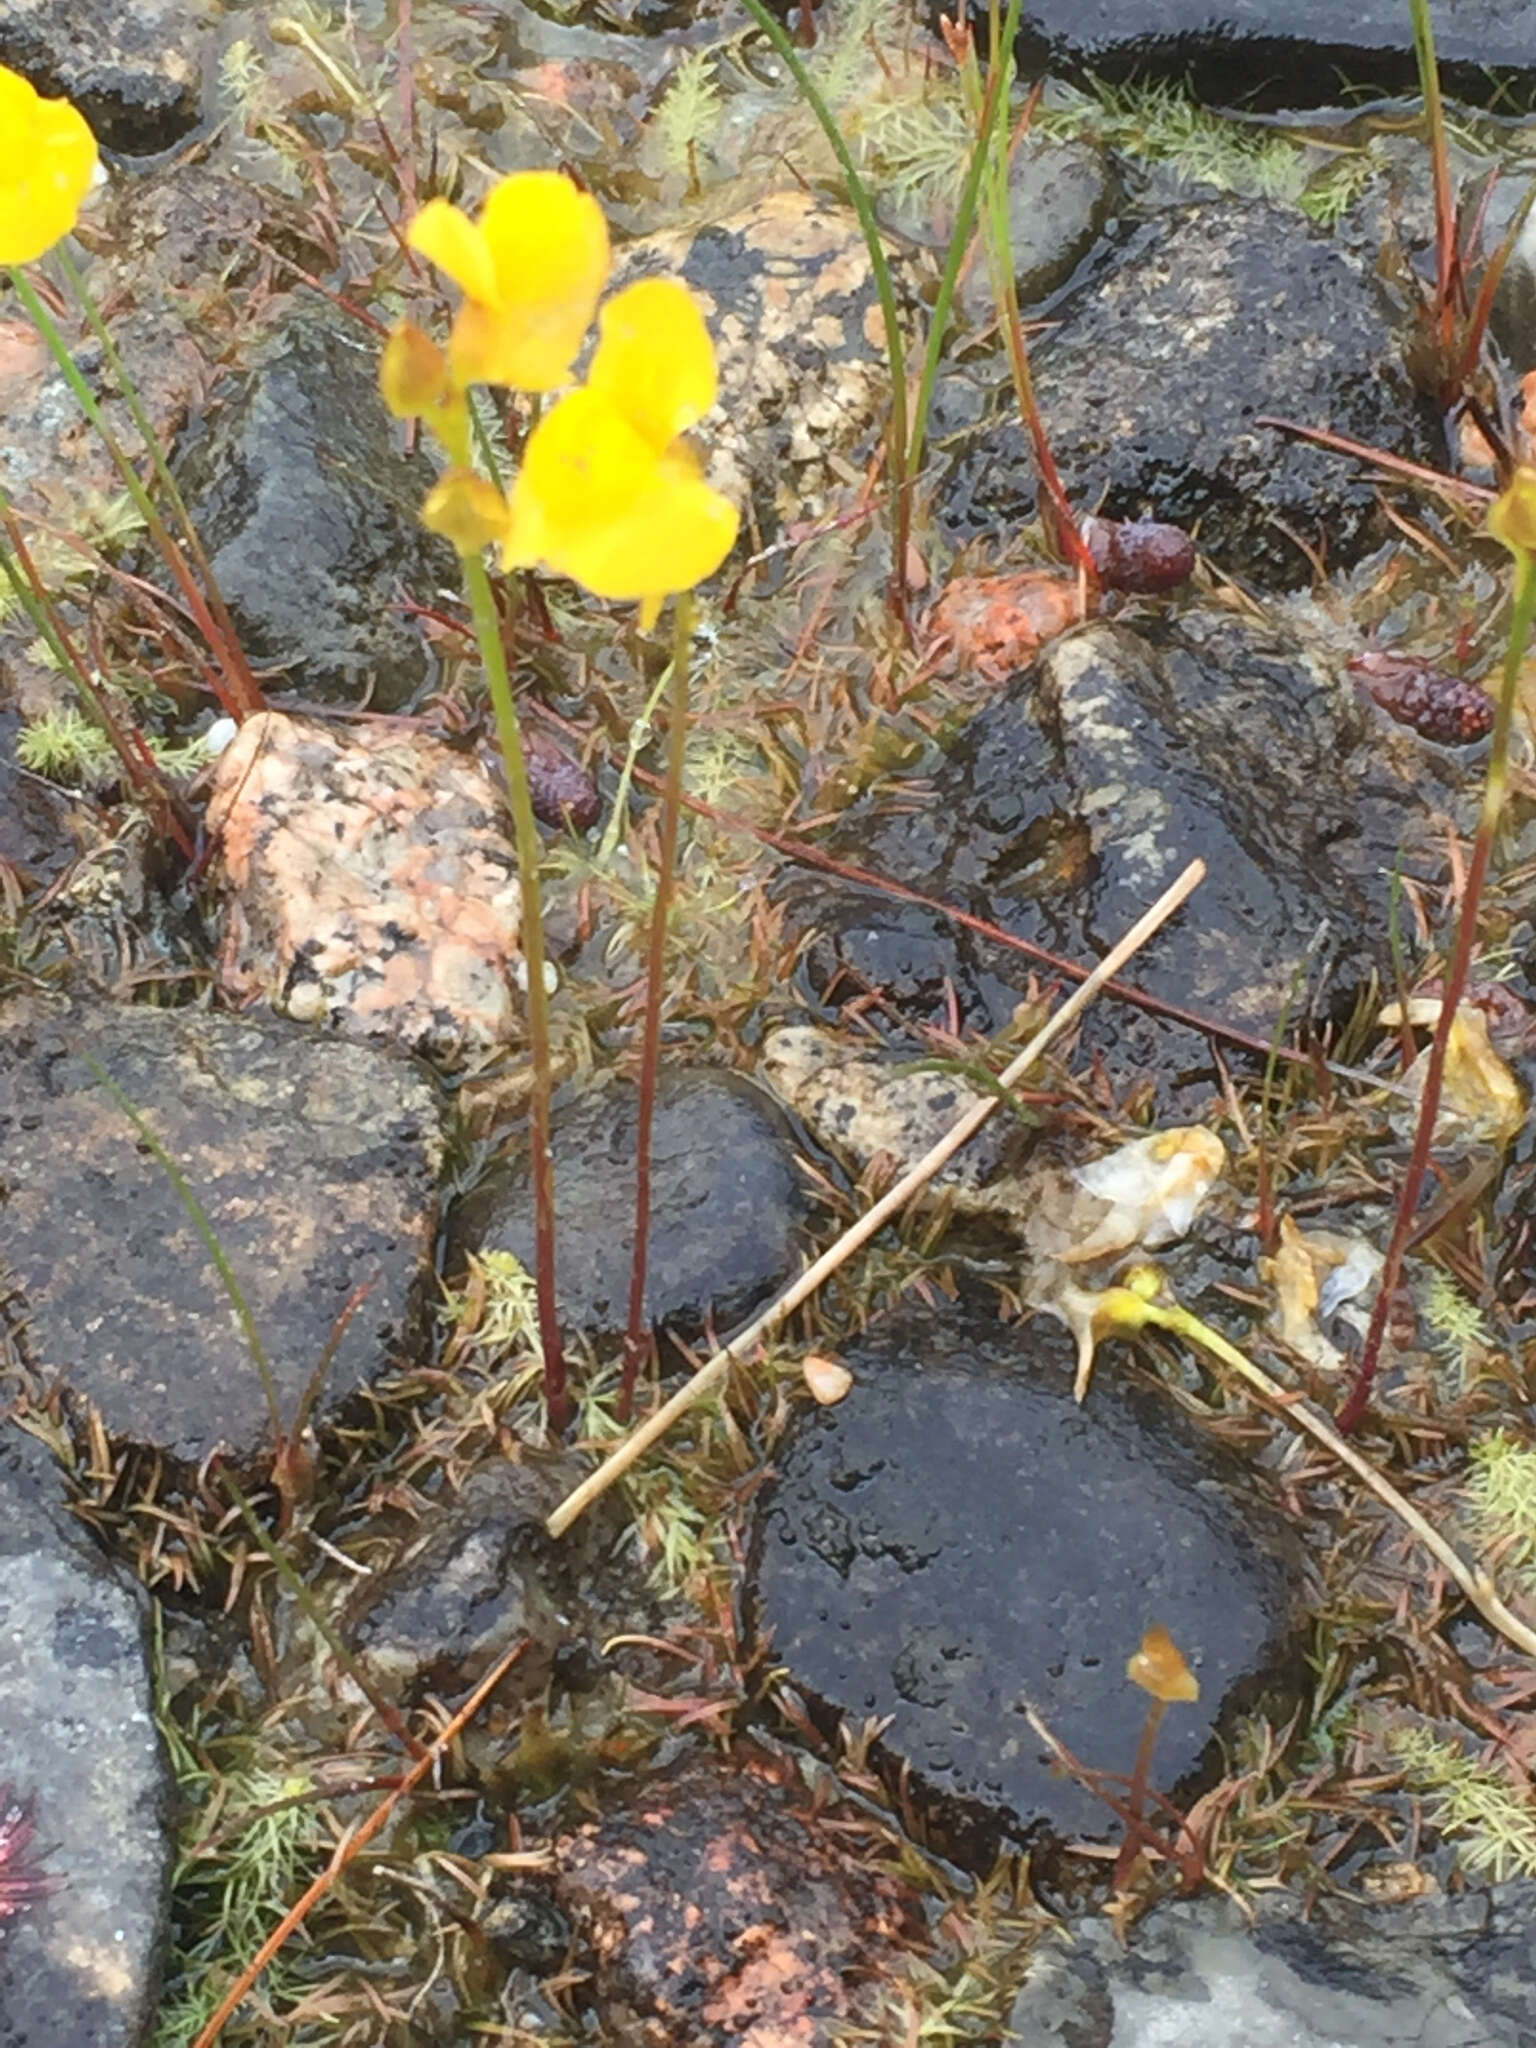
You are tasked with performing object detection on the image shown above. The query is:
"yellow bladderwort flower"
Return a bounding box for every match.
[406,169,609,392]
[1488,463,1536,561]
[0,64,98,264]
[502,276,739,629]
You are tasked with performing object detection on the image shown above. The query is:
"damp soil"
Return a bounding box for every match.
[5,2,1536,2044]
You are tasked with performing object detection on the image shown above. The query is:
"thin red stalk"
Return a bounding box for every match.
[1338,549,1536,1433]
[2,513,195,859]
[1112,1698,1168,1888]
[1254,416,1492,506]
[620,595,694,1422]
[395,0,418,211]
[191,1638,527,2048]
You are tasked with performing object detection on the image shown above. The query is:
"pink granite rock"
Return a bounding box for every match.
[205,711,523,1060]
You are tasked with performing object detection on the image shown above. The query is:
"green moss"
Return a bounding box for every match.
[1389,1722,1536,1881]
[16,705,215,788]
[656,50,723,178]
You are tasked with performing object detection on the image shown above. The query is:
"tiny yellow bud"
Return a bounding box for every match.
[421,471,510,556]
[380,320,452,418]
[1487,465,1536,559]
[1126,1624,1199,1704]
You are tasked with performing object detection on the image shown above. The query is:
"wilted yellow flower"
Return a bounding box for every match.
[1488,464,1536,559]
[422,469,513,557]
[502,277,738,628]
[0,64,98,264]
[406,170,609,392]
[379,319,471,463]
[1126,1624,1199,1704]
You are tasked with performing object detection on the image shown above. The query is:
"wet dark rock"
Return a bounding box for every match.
[783,609,1460,1056]
[0,710,90,889]
[940,198,1438,585]
[176,318,454,710]
[0,1422,172,2047]
[1008,1885,1536,2046]
[0,997,442,1467]
[978,0,1536,109]
[748,1301,1308,1870]
[447,1069,807,1348]
[554,1747,925,2044]
[341,1458,619,1705]
[0,0,205,155]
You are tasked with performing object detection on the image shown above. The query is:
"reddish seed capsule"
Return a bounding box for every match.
[485,727,602,831]
[1349,651,1494,746]
[1080,515,1196,594]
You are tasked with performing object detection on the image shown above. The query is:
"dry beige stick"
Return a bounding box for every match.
[1172,1316,1536,1662]
[546,856,1207,1540]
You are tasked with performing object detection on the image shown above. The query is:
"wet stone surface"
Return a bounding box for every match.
[0,0,207,155]
[552,1747,926,2045]
[0,997,442,1467]
[0,1423,171,2048]
[1005,0,1536,108]
[940,198,1438,585]
[448,1069,807,1348]
[176,316,453,709]
[1009,1885,1536,2046]
[748,1301,1308,1870]
[205,710,525,1059]
[785,608,1461,1053]
[341,1456,645,1708]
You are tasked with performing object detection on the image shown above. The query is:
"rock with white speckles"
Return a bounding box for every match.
[206,710,524,1060]
[0,1424,172,2048]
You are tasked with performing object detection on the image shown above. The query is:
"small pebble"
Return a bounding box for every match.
[801,1353,853,1405]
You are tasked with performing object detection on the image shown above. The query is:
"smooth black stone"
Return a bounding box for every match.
[176,318,453,710]
[940,199,1439,586]
[446,1069,808,1346]
[960,0,1536,109]
[749,1303,1309,1870]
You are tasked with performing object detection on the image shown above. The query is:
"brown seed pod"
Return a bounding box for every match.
[1349,651,1494,746]
[1080,516,1196,594]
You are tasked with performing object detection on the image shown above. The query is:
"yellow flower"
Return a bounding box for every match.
[1488,464,1536,560]
[406,169,609,392]
[0,64,98,265]
[502,277,738,628]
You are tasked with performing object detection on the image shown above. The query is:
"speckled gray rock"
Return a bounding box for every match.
[1009,1887,1536,2046]
[446,1069,807,1348]
[0,1424,171,2048]
[749,1301,1308,1870]
[786,608,1462,1050]
[176,318,454,710]
[940,198,1438,584]
[0,0,205,155]
[0,997,443,1466]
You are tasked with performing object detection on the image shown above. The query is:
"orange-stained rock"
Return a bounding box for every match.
[554,1749,926,2045]
[925,570,1087,682]
[205,711,522,1060]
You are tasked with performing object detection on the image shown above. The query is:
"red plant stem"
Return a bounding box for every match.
[1,511,196,860]
[1338,549,1536,1433]
[620,593,694,1422]
[1112,1697,1168,1889]
[190,1637,527,2048]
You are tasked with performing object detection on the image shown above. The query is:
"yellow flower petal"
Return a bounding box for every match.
[1488,464,1536,560]
[411,172,609,393]
[422,471,513,556]
[406,196,498,307]
[0,64,99,264]
[588,276,719,451]
[1126,1625,1199,1704]
[502,387,737,605]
